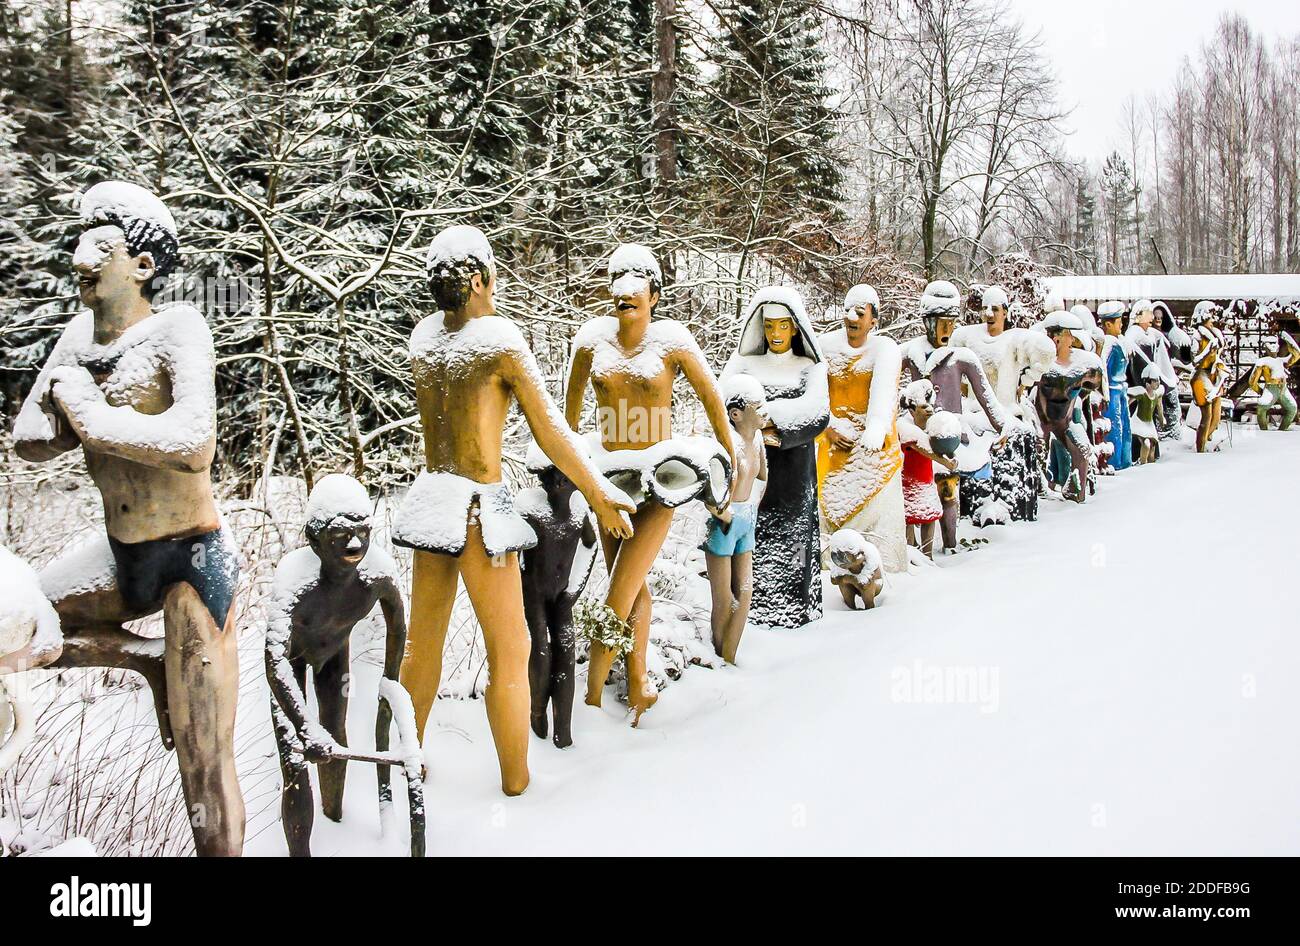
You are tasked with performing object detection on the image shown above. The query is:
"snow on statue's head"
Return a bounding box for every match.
[607,243,661,318]
[1191,300,1220,327]
[898,378,937,417]
[304,473,373,569]
[919,280,962,347]
[1130,298,1155,328]
[842,284,880,336]
[1043,287,1065,314]
[525,438,583,498]
[977,285,1008,315]
[722,373,768,427]
[426,225,495,313]
[76,181,180,304]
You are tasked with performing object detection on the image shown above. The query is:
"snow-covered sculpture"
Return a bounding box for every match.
[815,284,906,572]
[10,181,244,856]
[720,286,829,627]
[701,375,768,664]
[1125,299,1180,458]
[1246,332,1300,431]
[1130,364,1166,464]
[1155,301,1192,441]
[1098,301,1132,470]
[565,243,734,723]
[950,284,1053,522]
[828,529,885,611]
[1035,313,1104,502]
[396,226,636,793]
[896,380,954,559]
[1070,304,1110,479]
[0,545,61,772]
[517,443,599,748]
[1187,301,1227,452]
[901,280,1007,552]
[265,475,422,856]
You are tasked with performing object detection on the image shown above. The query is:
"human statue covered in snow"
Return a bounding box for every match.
[1125,299,1180,457]
[721,286,829,627]
[827,529,885,611]
[0,545,61,773]
[1246,331,1300,431]
[815,284,906,572]
[517,443,599,749]
[1155,301,1192,441]
[1097,301,1132,470]
[1130,365,1165,464]
[395,226,636,795]
[896,380,955,559]
[701,375,769,665]
[1035,312,1104,502]
[1187,301,1227,452]
[901,280,1006,552]
[8,181,244,855]
[1070,305,1111,477]
[566,244,734,723]
[950,284,1053,522]
[266,474,412,857]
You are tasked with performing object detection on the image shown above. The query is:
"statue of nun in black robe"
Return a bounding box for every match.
[721,287,829,628]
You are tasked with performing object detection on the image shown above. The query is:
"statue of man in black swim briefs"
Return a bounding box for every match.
[3,181,245,856]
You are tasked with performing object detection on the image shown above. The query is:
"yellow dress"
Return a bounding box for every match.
[815,330,907,571]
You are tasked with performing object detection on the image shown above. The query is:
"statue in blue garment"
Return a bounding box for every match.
[1098,301,1131,470]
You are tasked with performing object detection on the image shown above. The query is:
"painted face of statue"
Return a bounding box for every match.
[842,302,876,339]
[73,224,154,310]
[308,516,372,571]
[1102,317,1122,337]
[983,305,1007,332]
[762,306,796,354]
[611,272,657,326]
[1134,309,1154,330]
[925,314,956,348]
[1264,338,1280,356]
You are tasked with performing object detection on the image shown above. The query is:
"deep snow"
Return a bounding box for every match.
[245,425,1300,856]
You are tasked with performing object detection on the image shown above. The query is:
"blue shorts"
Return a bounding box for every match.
[702,502,757,557]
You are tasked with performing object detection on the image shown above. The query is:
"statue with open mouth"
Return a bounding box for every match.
[565,244,735,724]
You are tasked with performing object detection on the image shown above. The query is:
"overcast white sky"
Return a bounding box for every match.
[1005,0,1300,163]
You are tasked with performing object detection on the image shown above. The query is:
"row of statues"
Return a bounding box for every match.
[2,181,1295,857]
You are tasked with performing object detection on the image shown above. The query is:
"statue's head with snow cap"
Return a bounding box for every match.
[1191,300,1220,329]
[75,181,180,309]
[304,473,374,575]
[607,243,661,324]
[427,224,496,316]
[1130,298,1155,329]
[842,284,880,344]
[919,280,962,348]
[1098,300,1125,336]
[981,285,1009,330]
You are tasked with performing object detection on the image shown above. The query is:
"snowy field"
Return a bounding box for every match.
[243,424,1300,857]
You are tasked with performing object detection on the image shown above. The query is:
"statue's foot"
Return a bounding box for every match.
[552,726,573,750]
[628,680,658,728]
[530,712,548,740]
[584,690,603,709]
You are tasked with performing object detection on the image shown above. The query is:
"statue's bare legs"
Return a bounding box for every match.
[402,518,532,796]
[586,501,675,723]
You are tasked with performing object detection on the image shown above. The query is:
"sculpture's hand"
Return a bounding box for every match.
[300,727,343,763]
[937,456,957,472]
[592,488,635,539]
[762,427,782,448]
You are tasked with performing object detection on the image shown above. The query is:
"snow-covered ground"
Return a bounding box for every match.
[246,424,1300,857]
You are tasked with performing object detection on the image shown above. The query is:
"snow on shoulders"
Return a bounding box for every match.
[271,546,323,607]
[411,312,527,361]
[572,314,621,350]
[358,543,397,583]
[515,485,552,521]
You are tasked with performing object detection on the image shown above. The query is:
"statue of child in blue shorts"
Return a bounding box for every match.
[703,376,769,663]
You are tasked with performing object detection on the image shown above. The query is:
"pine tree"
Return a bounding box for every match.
[694,0,843,243]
